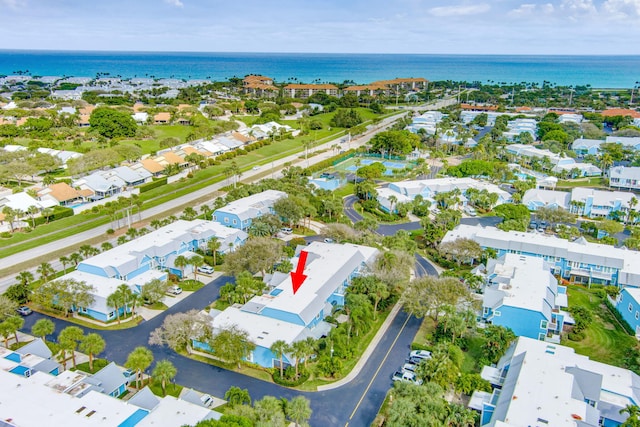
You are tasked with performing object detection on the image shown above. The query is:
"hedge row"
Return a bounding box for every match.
[139,177,168,193]
[304,149,356,175]
[33,206,74,226]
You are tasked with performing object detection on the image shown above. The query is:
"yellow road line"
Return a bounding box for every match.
[346,313,412,424]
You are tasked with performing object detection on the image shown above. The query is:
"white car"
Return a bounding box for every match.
[197,265,215,274]
[200,394,213,407]
[410,350,432,360]
[392,370,423,385]
[168,285,182,295]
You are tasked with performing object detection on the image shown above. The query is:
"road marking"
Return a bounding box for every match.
[346,313,412,425]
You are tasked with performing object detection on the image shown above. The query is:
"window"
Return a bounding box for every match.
[630,303,634,312]
[636,311,639,320]
[493,311,501,317]
[232,219,237,225]
[224,217,229,223]
[540,320,548,329]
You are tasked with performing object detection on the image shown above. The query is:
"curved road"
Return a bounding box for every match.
[20,275,422,427]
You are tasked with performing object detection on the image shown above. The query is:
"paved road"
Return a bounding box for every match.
[0,113,407,292]
[20,274,422,427]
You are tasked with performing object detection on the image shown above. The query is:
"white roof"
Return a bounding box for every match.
[443,224,640,282]
[572,138,604,150]
[210,306,306,348]
[606,136,640,147]
[214,190,287,222]
[78,220,246,278]
[0,192,44,211]
[136,395,214,427]
[610,166,640,181]
[488,336,640,427]
[484,254,558,319]
[0,370,139,427]
[571,187,638,210]
[522,188,571,209]
[388,177,510,201]
[552,162,601,174]
[247,242,379,325]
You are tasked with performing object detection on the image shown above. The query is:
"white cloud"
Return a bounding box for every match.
[164,0,184,7]
[560,0,597,14]
[509,3,555,17]
[429,3,490,17]
[602,0,640,18]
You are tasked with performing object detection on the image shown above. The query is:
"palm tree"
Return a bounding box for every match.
[101,242,113,252]
[270,340,290,378]
[59,256,70,274]
[174,255,188,279]
[4,316,24,345]
[291,340,307,378]
[36,262,55,282]
[125,347,154,389]
[69,252,83,266]
[26,205,39,229]
[207,238,221,265]
[58,326,84,369]
[31,318,55,341]
[16,271,34,287]
[79,333,106,372]
[388,194,398,214]
[286,396,312,427]
[150,219,162,230]
[189,255,204,281]
[621,404,640,427]
[152,360,177,396]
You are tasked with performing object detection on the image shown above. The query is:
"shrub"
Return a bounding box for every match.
[139,177,168,193]
[271,366,310,386]
[568,330,585,341]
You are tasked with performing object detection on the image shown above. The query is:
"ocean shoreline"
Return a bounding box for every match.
[1,50,639,88]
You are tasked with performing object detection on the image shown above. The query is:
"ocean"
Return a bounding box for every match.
[1,50,639,88]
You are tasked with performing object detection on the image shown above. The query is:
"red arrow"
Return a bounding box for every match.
[291,250,308,294]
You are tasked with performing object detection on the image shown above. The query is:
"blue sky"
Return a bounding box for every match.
[1,0,638,54]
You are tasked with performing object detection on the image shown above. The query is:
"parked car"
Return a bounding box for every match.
[464,206,477,216]
[168,285,183,295]
[323,238,335,244]
[123,369,135,384]
[529,221,537,229]
[197,265,215,274]
[410,350,432,360]
[201,394,214,407]
[16,306,32,316]
[391,370,423,385]
[402,363,417,373]
[281,227,293,234]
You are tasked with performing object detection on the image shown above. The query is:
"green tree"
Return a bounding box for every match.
[174,255,189,279]
[125,346,154,389]
[58,326,84,369]
[141,279,170,305]
[401,276,468,323]
[79,333,106,372]
[152,360,177,396]
[270,339,291,378]
[31,318,55,341]
[208,325,255,368]
[189,255,205,281]
[483,325,516,363]
[2,316,24,346]
[224,386,251,408]
[286,396,312,427]
[149,310,213,351]
[254,395,286,427]
[224,237,284,277]
[621,404,640,427]
[438,238,483,266]
[89,107,137,139]
[36,262,55,283]
[207,238,222,266]
[0,295,18,320]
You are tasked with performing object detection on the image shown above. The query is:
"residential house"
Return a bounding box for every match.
[194,241,379,368]
[137,158,165,177]
[282,84,339,99]
[378,177,511,213]
[572,138,606,156]
[36,147,82,167]
[601,108,640,119]
[443,224,640,287]
[460,103,498,112]
[109,166,152,186]
[606,136,640,150]
[406,111,444,134]
[570,187,639,219]
[557,113,583,124]
[54,220,247,321]
[502,118,537,140]
[0,192,50,212]
[1,340,61,377]
[0,367,217,427]
[479,254,568,341]
[615,287,640,338]
[609,166,640,191]
[521,188,571,211]
[73,172,127,200]
[132,112,149,125]
[37,182,92,207]
[505,144,602,177]
[153,112,171,125]
[470,336,639,427]
[213,189,287,230]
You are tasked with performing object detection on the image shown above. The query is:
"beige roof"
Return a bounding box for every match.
[160,152,185,164]
[154,112,171,122]
[232,132,252,143]
[182,146,208,156]
[78,105,95,115]
[141,158,165,173]
[284,83,338,90]
[45,182,81,202]
[133,102,145,112]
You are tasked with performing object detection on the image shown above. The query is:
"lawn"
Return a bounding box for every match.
[556,177,606,189]
[564,285,636,366]
[74,358,109,375]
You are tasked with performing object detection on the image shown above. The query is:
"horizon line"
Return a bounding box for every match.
[1,48,640,57]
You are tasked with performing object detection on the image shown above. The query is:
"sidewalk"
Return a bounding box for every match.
[317,302,402,391]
